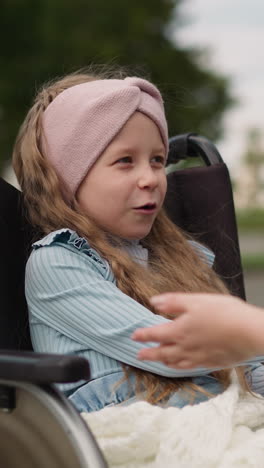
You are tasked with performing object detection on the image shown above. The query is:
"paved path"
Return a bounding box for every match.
[238,232,264,306]
[239,233,264,255]
[244,271,264,307]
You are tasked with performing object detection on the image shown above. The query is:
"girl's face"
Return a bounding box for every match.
[77,112,167,240]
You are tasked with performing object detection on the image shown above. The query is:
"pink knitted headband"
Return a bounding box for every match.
[41,77,168,196]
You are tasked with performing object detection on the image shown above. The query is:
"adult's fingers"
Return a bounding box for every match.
[149,292,197,316]
[166,360,195,369]
[137,343,214,369]
[137,345,199,369]
[132,320,180,343]
[137,344,182,362]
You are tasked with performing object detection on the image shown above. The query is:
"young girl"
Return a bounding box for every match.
[12,67,263,413]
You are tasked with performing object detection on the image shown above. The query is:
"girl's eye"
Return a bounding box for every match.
[152,156,165,165]
[116,156,133,164]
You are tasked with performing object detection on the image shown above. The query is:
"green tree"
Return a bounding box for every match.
[0,0,233,171]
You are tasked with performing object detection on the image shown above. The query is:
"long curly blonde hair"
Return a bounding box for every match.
[13,66,248,404]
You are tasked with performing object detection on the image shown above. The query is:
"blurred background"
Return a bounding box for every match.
[1,0,263,305]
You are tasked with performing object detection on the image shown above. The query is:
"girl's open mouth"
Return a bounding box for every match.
[134,203,157,214]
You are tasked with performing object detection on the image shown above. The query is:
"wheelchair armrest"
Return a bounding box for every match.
[0,350,90,383]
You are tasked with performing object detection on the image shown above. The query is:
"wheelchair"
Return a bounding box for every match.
[0,134,245,467]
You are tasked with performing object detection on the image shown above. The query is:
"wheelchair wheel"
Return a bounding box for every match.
[0,380,107,468]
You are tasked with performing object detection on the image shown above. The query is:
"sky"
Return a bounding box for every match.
[173,0,264,173]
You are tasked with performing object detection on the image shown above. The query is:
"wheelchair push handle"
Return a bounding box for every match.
[0,350,90,384]
[168,133,224,166]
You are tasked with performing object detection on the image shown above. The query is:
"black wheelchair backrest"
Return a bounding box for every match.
[164,133,245,300]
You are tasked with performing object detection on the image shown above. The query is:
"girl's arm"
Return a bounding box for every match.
[132,293,264,368]
[26,245,227,378]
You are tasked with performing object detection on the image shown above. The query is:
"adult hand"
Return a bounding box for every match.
[132,293,264,368]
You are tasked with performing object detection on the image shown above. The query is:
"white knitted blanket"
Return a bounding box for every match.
[82,382,264,468]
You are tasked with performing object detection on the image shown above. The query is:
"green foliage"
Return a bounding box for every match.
[0,0,233,169]
[166,156,204,174]
[241,253,264,271]
[236,209,264,232]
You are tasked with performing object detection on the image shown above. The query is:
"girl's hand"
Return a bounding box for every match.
[132,293,264,368]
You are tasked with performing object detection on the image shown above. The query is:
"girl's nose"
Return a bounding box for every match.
[137,166,159,190]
